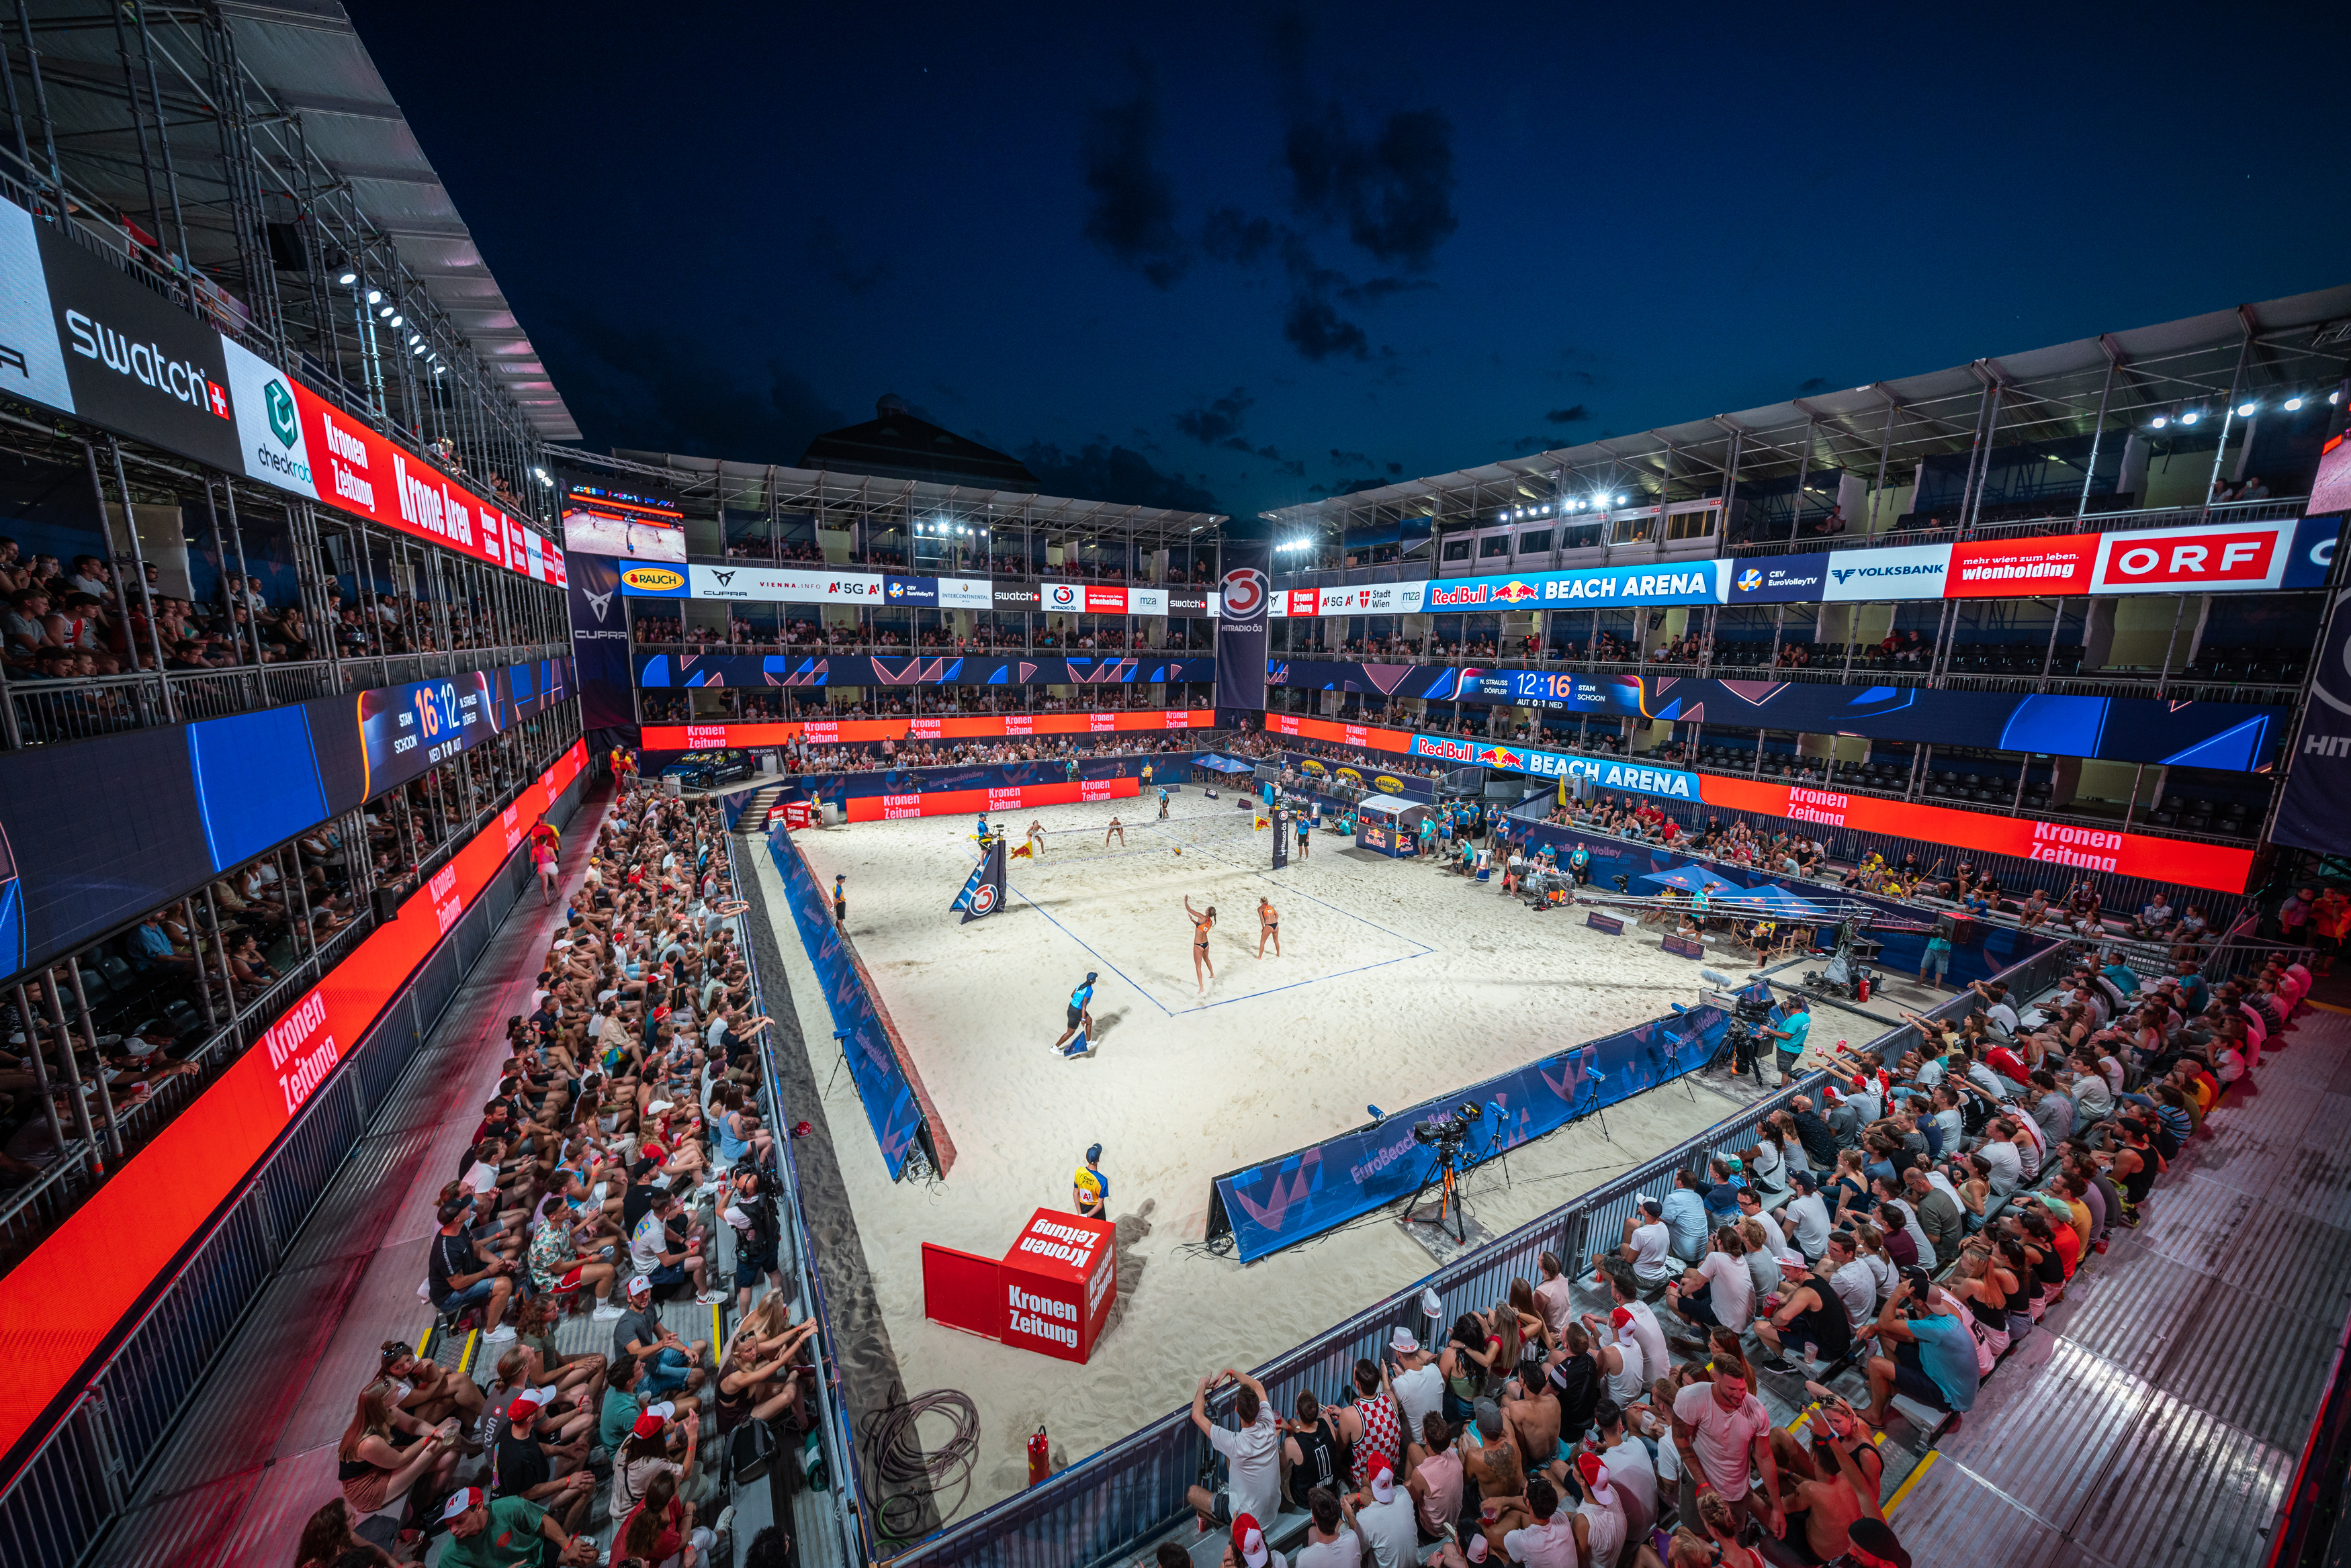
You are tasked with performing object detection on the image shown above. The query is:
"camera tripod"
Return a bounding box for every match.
[1402,1139,1470,1245]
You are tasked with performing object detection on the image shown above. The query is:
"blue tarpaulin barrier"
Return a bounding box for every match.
[1208,999,1748,1262]
[765,818,930,1178]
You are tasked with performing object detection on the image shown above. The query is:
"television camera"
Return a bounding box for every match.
[1403,1101,1485,1244]
[1412,1101,1483,1150]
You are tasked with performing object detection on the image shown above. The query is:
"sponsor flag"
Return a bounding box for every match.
[2274,583,2351,854]
[951,837,1006,921]
[1214,537,1270,710]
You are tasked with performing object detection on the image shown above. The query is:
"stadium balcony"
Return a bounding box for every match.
[0,713,582,1270]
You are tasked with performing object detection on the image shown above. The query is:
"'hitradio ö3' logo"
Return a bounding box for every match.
[1219,566,1268,622]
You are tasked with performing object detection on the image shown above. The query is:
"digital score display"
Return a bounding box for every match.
[359,673,496,796]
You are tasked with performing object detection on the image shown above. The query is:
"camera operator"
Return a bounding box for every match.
[721,1163,785,1316]
[1756,995,1811,1081]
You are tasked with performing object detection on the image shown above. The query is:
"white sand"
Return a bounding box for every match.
[752,798,1766,1518]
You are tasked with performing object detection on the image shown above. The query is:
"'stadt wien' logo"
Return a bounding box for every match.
[1220,566,1267,618]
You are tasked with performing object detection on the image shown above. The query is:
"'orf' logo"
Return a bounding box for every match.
[1219,566,1267,620]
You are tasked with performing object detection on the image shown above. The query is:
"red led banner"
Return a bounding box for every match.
[1693,776,2255,892]
[1261,712,2253,892]
[641,708,1216,751]
[842,775,1140,822]
[0,740,587,1464]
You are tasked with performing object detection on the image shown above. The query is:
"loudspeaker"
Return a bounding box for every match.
[371,886,402,923]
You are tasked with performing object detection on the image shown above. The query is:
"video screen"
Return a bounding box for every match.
[563,505,686,563]
[2313,432,2351,517]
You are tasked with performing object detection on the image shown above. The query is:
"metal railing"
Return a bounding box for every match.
[0,767,591,1567]
[719,825,868,1568]
[2,643,568,749]
[876,933,2074,1567]
[1728,496,2311,558]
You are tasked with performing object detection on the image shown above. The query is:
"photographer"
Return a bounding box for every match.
[722,1164,785,1316]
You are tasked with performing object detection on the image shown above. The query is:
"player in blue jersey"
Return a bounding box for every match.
[1051,972,1099,1057]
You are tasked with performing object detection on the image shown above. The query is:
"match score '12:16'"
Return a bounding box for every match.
[1507,670,1582,706]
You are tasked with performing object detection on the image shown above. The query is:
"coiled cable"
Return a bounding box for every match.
[860,1382,981,1540]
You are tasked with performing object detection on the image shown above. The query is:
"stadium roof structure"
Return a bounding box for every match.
[799,394,1040,492]
[598,448,1227,549]
[1266,283,2351,531]
[8,0,577,443]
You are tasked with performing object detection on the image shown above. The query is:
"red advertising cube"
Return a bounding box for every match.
[998,1208,1116,1363]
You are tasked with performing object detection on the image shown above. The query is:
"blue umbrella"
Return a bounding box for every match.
[1639,866,1738,896]
[1739,883,1826,918]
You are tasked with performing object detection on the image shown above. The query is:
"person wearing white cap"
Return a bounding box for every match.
[436,1485,596,1566]
[1385,1328,1443,1440]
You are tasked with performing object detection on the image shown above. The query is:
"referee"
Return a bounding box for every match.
[832,873,846,926]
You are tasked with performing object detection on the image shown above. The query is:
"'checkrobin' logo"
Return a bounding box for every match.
[265,379,298,447]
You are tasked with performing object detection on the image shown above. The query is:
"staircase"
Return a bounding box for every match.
[734,782,787,835]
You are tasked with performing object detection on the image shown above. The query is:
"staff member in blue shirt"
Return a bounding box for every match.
[1051,972,1099,1058]
[1759,994,1812,1080]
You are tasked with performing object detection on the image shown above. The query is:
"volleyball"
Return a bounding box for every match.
[1173,845,1183,856]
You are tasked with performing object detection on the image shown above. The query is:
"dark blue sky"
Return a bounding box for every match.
[354,1,2348,522]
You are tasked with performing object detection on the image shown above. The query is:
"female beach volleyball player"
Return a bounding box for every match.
[1184,896,1216,993]
[1257,897,1280,958]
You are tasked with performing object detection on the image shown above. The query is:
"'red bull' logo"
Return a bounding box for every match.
[1495,580,1538,604]
[1478,745,1521,768]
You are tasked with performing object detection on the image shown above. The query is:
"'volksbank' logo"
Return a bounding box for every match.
[265,379,298,447]
[1831,562,1943,584]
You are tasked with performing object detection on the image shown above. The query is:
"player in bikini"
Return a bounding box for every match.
[1184,896,1216,993]
[1157,786,1170,820]
[1257,897,1280,958]
[1104,815,1125,848]
[1024,818,1048,857]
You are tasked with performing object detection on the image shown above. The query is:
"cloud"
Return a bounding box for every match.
[801,218,891,297]
[1546,405,1592,424]
[1284,293,1368,362]
[535,304,841,461]
[1329,448,1370,467]
[1257,445,1283,461]
[1020,439,1221,513]
[1081,64,1190,288]
[1309,475,1388,498]
[1282,458,1305,476]
[1797,376,1831,394]
[1272,19,1458,271]
[1176,386,1255,445]
[1200,205,1276,265]
[1385,461,1404,475]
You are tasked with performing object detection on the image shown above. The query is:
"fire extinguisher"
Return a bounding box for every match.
[1856,966,1872,1002]
[1028,1424,1051,1487]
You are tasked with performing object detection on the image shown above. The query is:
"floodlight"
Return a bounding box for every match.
[2149,415,2168,428]
[2285,396,2305,411]
[338,271,357,285]
[2236,402,2256,416]
[2180,410,2200,425]
[388,314,403,328]
[365,289,382,304]
[411,343,425,355]
[1615,494,1627,505]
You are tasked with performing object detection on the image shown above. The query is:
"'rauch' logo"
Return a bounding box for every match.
[621,567,684,591]
[265,379,298,448]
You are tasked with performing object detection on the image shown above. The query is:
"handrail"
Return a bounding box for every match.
[1727,496,2311,558]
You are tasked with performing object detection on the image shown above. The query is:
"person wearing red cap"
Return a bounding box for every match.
[1224,1511,1286,1568]
[1351,1455,1417,1566]
[491,1386,595,1539]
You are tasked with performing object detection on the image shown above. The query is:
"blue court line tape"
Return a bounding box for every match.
[1189,948,1429,1011]
[1182,829,1437,954]
[1008,884,1176,1020]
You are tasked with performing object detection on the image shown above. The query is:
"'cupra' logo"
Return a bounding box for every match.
[584,588,615,622]
[265,379,298,447]
[711,569,736,586]
[1220,566,1267,618]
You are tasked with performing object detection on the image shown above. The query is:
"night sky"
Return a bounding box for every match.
[353,2,2348,523]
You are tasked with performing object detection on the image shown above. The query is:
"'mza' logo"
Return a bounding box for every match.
[265,379,298,447]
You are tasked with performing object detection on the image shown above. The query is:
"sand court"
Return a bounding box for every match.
[759,794,1773,1517]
